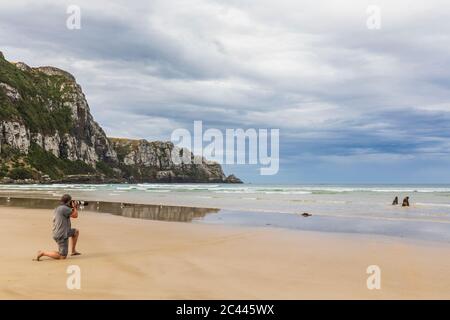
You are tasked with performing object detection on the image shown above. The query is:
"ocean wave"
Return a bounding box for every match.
[2,184,450,195]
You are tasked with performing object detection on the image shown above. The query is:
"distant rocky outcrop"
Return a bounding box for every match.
[224,174,243,184]
[0,51,241,184]
[110,138,238,183]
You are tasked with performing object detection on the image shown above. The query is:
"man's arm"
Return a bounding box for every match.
[70,207,78,219]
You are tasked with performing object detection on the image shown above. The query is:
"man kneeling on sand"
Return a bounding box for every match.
[35,194,81,261]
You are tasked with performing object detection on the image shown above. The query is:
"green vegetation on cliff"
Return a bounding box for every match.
[0,55,73,134]
[27,143,95,179]
[0,143,96,180]
[0,53,101,181]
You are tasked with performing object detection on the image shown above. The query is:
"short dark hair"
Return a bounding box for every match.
[61,194,72,205]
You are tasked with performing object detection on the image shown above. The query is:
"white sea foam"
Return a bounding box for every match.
[2,183,450,194]
[415,202,450,208]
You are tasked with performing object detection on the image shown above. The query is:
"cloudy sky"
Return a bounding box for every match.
[1,0,450,183]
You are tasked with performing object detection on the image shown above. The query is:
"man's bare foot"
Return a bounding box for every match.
[71,252,81,256]
[33,251,43,261]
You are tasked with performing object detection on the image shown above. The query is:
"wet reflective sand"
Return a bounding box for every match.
[0,197,219,223]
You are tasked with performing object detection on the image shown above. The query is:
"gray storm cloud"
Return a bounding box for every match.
[1,0,450,182]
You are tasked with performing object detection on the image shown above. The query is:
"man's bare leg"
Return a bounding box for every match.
[34,250,66,261]
[70,229,81,256]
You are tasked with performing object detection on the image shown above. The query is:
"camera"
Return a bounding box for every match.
[69,200,89,209]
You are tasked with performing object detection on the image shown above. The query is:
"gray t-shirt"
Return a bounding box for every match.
[52,205,72,240]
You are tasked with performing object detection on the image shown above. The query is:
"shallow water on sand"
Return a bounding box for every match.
[0,197,219,222]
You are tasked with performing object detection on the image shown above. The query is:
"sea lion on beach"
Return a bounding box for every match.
[392,196,399,205]
[402,196,410,207]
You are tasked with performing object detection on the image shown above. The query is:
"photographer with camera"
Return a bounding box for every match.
[35,194,81,261]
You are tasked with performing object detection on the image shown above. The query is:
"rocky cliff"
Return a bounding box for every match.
[110,138,233,183]
[0,52,241,184]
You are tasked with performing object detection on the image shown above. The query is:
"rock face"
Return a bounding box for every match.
[224,174,243,184]
[110,138,233,183]
[1,57,117,167]
[0,52,241,183]
[0,121,30,154]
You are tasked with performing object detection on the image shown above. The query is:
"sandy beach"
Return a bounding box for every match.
[1,206,450,299]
